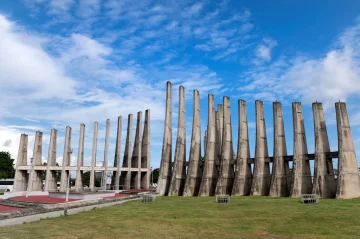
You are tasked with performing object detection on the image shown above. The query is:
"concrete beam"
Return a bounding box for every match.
[335,102,360,199]
[216,97,235,195]
[13,134,28,192]
[290,102,312,197]
[102,119,110,190]
[232,100,253,196]
[251,101,271,196]
[131,112,142,189]
[269,102,290,197]
[45,129,57,192]
[184,90,202,196]
[199,94,217,196]
[60,126,72,192]
[112,117,122,190]
[75,124,85,192]
[170,86,187,196]
[28,131,43,192]
[312,103,336,198]
[141,110,150,189]
[121,114,133,190]
[157,81,173,196]
[90,122,98,192]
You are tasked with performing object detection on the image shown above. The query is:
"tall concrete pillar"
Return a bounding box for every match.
[204,130,207,153]
[13,134,28,191]
[312,103,336,198]
[75,124,85,192]
[131,112,142,190]
[290,102,312,197]
[251,101,271,196]
[269,102,290,197]
[199,94,217,196]
[60,126,72,192]
[121,114,133,190]
[90,122,98,192]
[335,102,360,199]
[215,105,223,167]
[184,90,202,196]
[141,110,151,189]
[169,86,187,196]
[232,100,253,196]
[157,81,172,196]
[28,131,43,191]
[218,104,224,148]
[45,129,57,192]
[112,117,122,190]
[102,119,110,190]
[216,97,235,195]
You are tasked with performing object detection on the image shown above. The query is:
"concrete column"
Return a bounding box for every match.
[60,126,72,192]
[335,102,360,199]
[112,117,122,190]
[251,101,271,196]
[131,112,142,190]
[312,103,336,198]
[45,129,57,192]
[28,131,43,191]
[90,122,98,192]
[169,86,187,196]
[141,110,151,189]
[232,100,253,196]
[269,102,290,197]
[102,119,110,190]
[215,105,223,167]
[218,104,224,148]
[216,97,235,195]
[157,81,172,196]
[121,114,133,190]
[75,124,85,192]
[184,90,202,196]
[290,102,312,197]
[13,134,28,192]
[199,94,217,196]
[204,130,207,153]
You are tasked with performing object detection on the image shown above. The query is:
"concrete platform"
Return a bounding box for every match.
[49,192,116,200]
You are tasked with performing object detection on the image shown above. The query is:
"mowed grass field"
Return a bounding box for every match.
[1,196,360,239]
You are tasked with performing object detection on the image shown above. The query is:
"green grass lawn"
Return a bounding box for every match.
[1,196,360,239]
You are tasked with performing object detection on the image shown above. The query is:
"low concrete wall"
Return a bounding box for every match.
[0,196,139,227]
[3,191,49,199]
[49,192,115,200]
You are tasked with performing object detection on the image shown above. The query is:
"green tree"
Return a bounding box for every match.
[150,168,159,184]
[0,151,15,179]
[83,171,90,186]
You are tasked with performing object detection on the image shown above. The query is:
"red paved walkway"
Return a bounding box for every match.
[0,205,22,212]
[11,196,79,204]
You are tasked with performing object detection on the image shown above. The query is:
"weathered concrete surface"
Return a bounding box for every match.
[290,102,312,197]
[29,131,43,192]
[184,90,202,196]
[216,97,235,195]
[269,102,290,197]
[60,127,72,192]
[141,110,150,189]
[312,103,336,198]
[199,94,217,196]
[14,134,28,192]
[215,105,223,167]
[112,117,122,190]
[75,124,85,192]
[204,130,207,153]
[157,81,173,196]
[131,112,142,189]
[170,86,187,196]
[121,114,133,190]
[102,119,111,190]
[45,129,57,192]
[251,101,271,196]
[90,122,98,192]
[232,100,253,196]
[335,102,360,199]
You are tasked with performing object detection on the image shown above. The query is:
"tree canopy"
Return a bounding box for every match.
[0,151,15,179]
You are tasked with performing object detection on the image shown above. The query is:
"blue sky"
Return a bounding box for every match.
[0,0,360,171]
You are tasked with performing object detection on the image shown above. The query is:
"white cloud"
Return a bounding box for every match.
[48,0,74,15]
[255,38,278,62]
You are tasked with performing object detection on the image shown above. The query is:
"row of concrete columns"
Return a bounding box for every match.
[13,110,151,193]
[157,81,360,199]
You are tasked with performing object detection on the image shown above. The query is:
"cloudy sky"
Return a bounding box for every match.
[0,0,360,171]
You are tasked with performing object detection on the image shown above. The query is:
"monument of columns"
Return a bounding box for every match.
[13,110,151,193]
[157,81,360,199]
